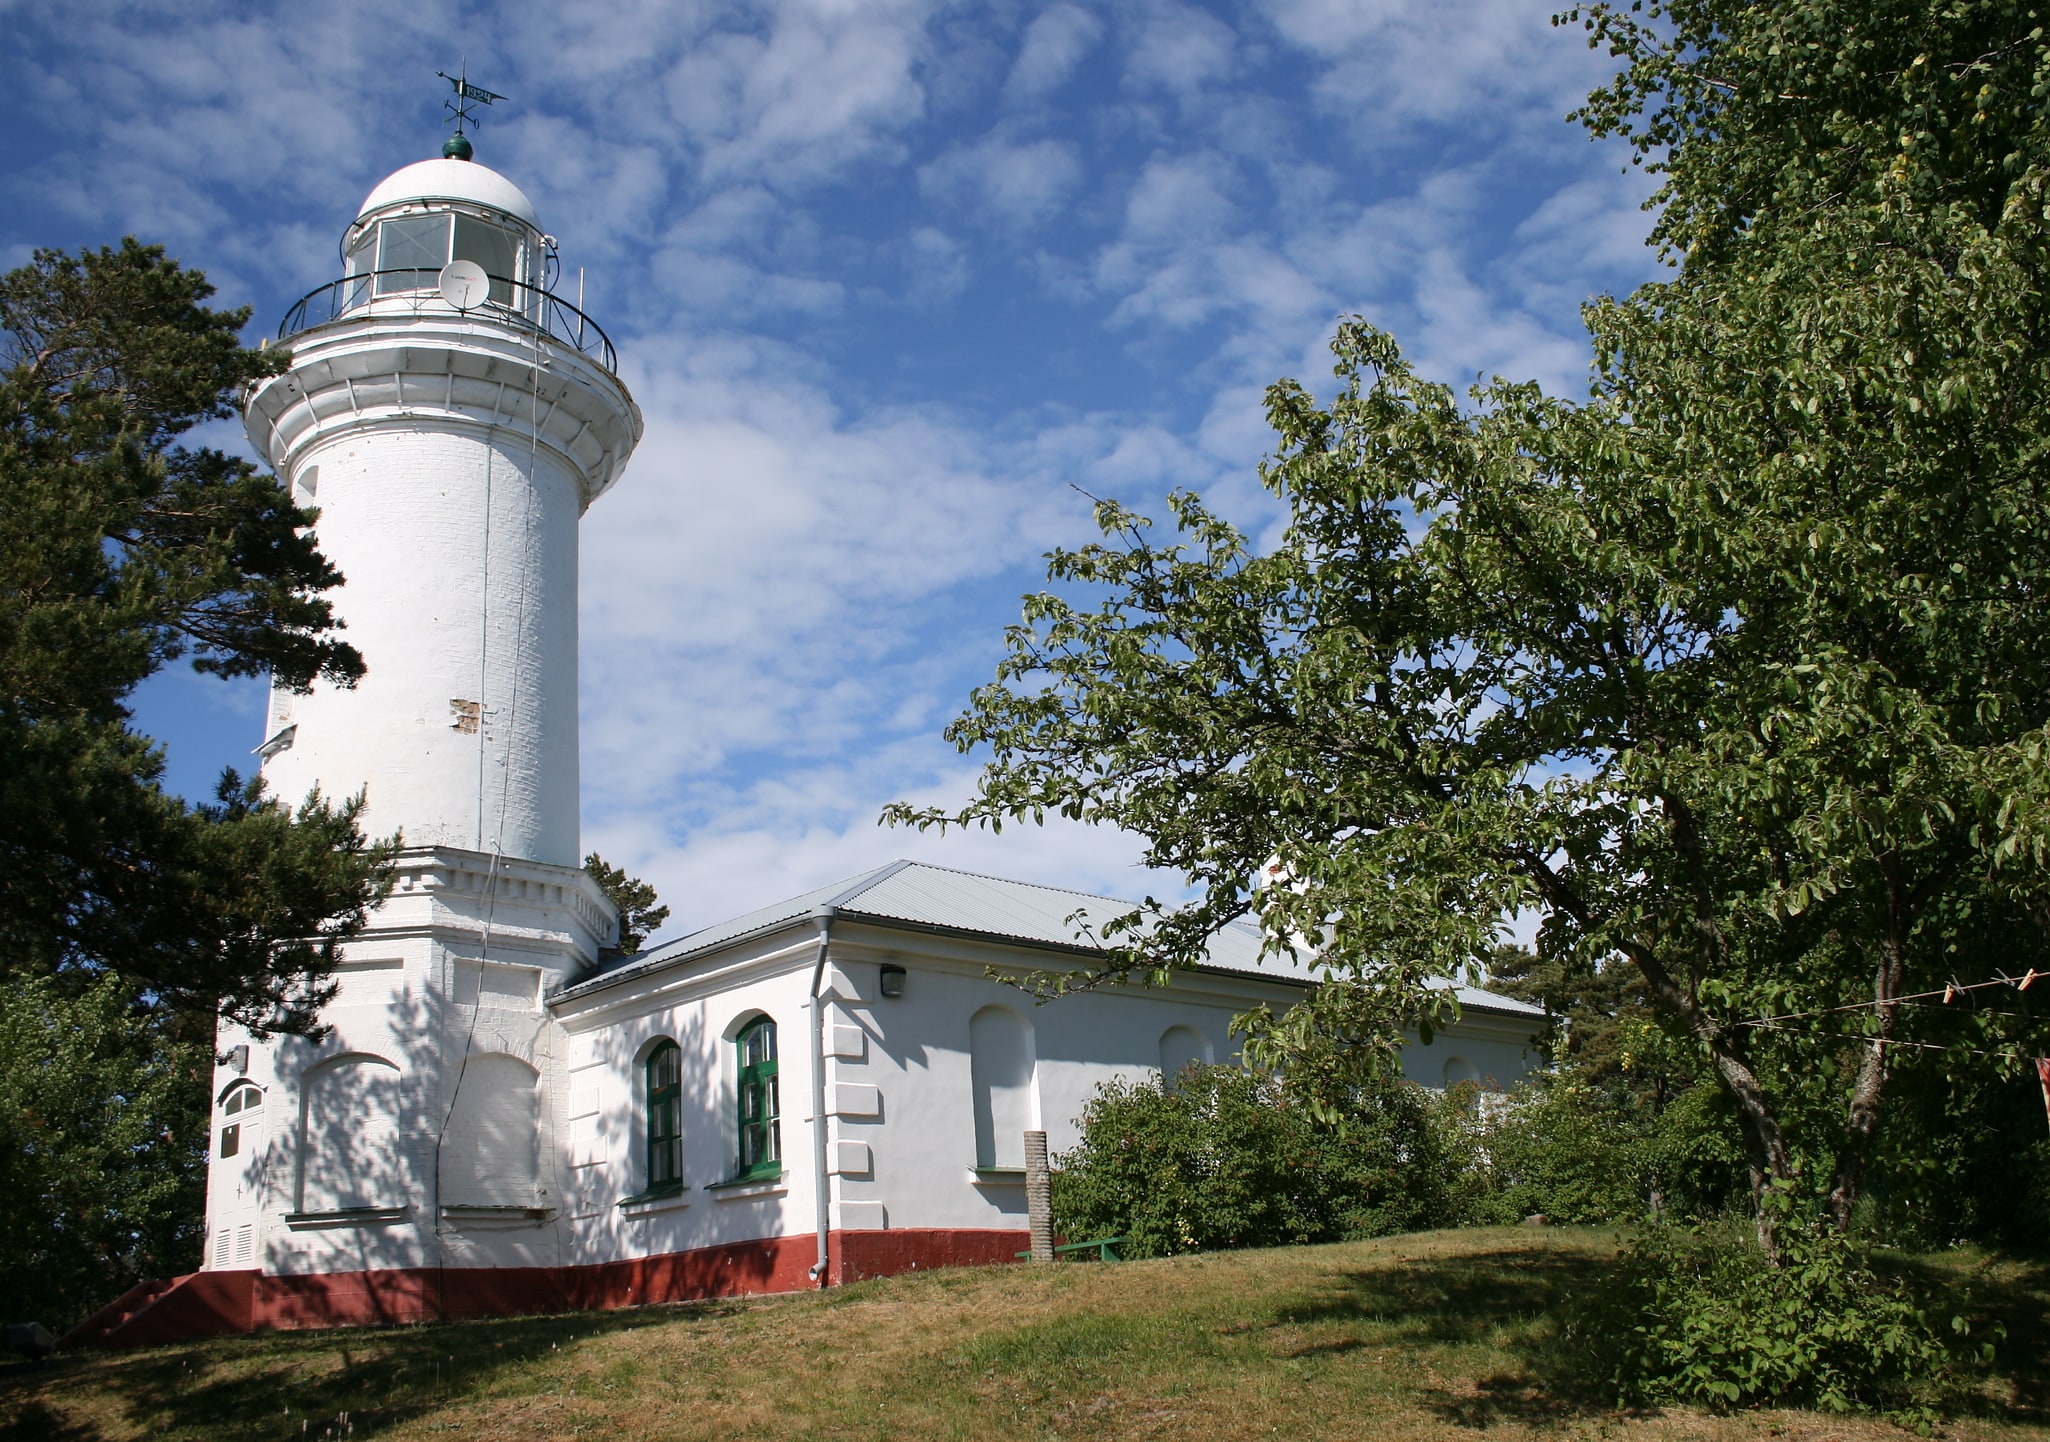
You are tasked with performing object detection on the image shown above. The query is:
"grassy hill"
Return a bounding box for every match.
[5,1227,2045,1441]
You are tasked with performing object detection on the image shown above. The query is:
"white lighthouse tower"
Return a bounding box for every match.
[200,132,642,1307]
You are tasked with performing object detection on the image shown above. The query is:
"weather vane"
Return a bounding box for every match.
[436,65,505,159]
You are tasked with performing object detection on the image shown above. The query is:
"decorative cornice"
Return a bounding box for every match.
[245,313,641,509]
[361,847,618,966]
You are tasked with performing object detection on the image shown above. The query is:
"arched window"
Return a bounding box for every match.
[970,1005,1036,1170]
[736,1018,780,1181]
[299,1054,401,1212]
[646,1040,682,1192]
[218,1081,264,1159]
[444,1053,541,1206]
[1158,1026,1212,1089]
[1442,1056,1478,1089]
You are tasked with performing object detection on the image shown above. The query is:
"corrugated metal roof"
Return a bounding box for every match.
[561,859,1544,1018]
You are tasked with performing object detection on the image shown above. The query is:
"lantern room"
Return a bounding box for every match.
[341,156,548,314]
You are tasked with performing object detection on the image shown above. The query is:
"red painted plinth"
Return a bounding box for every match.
[81,1229,1033,1346]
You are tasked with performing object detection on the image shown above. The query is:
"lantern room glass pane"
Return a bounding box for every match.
[344,231,376,311]
[375,214,450,294]
[452,215,518,306]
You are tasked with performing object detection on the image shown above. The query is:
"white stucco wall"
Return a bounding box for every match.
[556,929,825,1268]
[549,917,1549,1263]
[255,424,587,866]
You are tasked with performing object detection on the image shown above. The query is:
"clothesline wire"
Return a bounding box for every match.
[1736,972,2040,1028]
[1743,1021,2033,1063]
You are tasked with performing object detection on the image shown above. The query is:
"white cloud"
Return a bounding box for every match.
[919,133,1084,231]
[1003,4,1104,106]
[1120,2,1238,99]
[15,0,1672,944]
[1255,0,1610,139]
[663,0,936,189]
[902,226,971,305]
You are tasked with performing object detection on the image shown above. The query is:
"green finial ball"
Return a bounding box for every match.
[443,133,474,161]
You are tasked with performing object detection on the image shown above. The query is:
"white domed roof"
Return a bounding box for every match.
[356,158,540,228]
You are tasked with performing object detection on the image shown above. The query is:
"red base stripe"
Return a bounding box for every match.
[82,1229,1031,1346]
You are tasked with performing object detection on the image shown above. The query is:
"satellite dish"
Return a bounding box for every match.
[439,259,489,311]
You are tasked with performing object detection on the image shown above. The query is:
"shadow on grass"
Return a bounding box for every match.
[1284,1236,2050,1432]
[0,1300,749,1442]
[1890,1251,2050,1427]
[1275,1239,1615,1428]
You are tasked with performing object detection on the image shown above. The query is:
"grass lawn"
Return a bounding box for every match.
[4,1226,2045,1441]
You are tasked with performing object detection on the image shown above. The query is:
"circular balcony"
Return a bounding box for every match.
[278,270,618,374]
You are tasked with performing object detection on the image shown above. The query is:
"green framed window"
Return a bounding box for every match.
[646,1040,682,1191]
[735,1017,780,1181]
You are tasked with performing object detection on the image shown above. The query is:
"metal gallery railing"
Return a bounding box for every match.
[277,269,618,372]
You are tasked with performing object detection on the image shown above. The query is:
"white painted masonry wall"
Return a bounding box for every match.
[550,918,1547,1263]
[556,929,825,1268]
[204,851,618,1277]
[256,425,587,864]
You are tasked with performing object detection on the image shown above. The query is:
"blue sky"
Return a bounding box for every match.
[2,0,1659,946]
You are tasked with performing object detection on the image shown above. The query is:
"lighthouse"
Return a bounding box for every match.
[200,135,642,1296]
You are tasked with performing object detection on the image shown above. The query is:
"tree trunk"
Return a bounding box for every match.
[1705,1040,1794,1256]
[1626,942,1795,1256]
[1826,914,1907,1231]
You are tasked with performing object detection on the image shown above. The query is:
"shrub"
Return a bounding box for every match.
[1484,1074,1747,1225]
[0,974,207,1330]
[1051,1064,1489,1256]
[1575,1189,1981,1426]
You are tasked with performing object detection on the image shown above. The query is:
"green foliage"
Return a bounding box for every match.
[1579,1191,1981,1424]
[1051,1065,1497,1257]
[1857,1052,2050,1250]
[583,853,670,957]
[1484,946,1748,1225]
[1488,1076,1748,1225]
[0,240,392,1034]
[0,973,208,1331]
[891,0,2050,1243]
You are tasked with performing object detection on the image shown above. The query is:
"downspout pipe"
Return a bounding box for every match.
[806,906,836,1284]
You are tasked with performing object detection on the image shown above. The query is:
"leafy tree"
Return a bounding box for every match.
[585,853,669,957]
[0,240,391,1036]
[892,0,2050,1247]
[0,974,208,1332]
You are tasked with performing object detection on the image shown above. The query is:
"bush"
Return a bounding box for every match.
[1575,1190,1981,1426]
[1484,1074,1747,1225]
[0,974,207,1330]
[1051,1064,1492,1257]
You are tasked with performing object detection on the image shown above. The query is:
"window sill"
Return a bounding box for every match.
[967,1167,1027,1184]
[618,1180,687,1205]
[440,1203,557,1224]
[284,1205,409,1229]
[707,1172,786,1200]
[617,1183,690,1217]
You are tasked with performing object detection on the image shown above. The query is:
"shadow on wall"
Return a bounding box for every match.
[970,1005,1035,1172]
[599,1004,715,1200]
[256,960,559,1293]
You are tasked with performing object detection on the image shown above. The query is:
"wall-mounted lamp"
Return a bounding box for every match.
[879,964,907,999]
[224,1043,250,1076]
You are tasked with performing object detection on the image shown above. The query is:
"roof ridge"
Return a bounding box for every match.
[874,857,1149,909]
[822,858,918,910]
